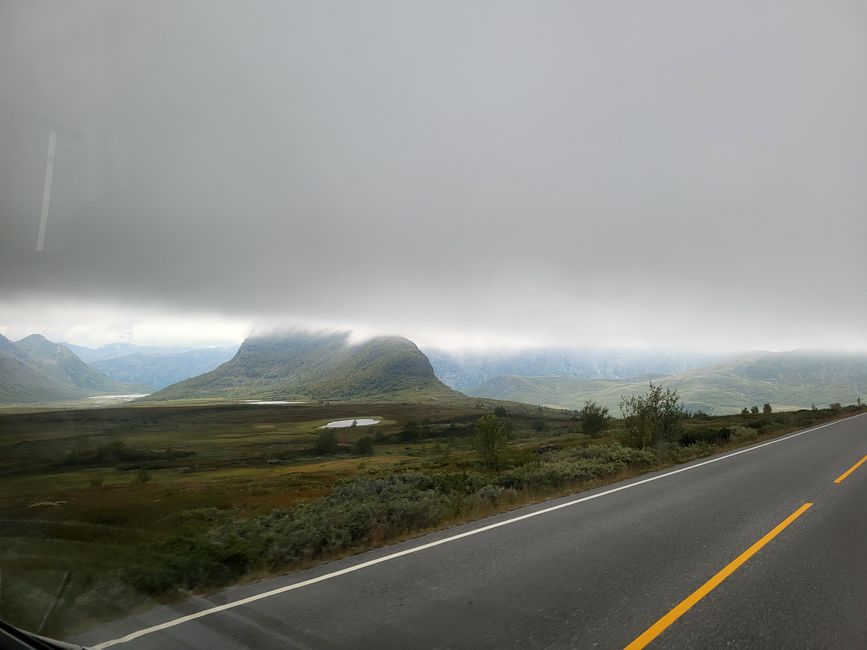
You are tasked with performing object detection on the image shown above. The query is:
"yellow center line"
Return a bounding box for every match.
[624,502,813,650]
[834,454,867,484]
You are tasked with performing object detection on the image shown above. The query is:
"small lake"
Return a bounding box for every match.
[87,394,149,403]
[244,400,306,405]
[319,418,381,429]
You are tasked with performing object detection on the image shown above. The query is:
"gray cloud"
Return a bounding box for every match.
[2,1,866,350]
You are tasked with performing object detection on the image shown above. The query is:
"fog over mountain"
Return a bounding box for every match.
[466,349,867,415]
[88,347,239,389]
[425,348,727,392]
[147,330,457,402]
[1,2,866,351]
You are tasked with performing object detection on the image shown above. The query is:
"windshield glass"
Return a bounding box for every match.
[1,2,866,648]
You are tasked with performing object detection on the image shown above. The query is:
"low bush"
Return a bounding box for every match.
[121,444,661,597]
[678,427,732,446]
[495,445,657,490]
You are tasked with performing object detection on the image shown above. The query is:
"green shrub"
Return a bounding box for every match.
[133,468,151,484]
[495,444,656,490]
[351,436,374,455]
[678,427,732,446]
[580,400,609,437]
[312,430,338,455]
[619,384,685,448]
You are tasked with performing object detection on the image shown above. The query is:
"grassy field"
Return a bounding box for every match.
[0,399,860,639]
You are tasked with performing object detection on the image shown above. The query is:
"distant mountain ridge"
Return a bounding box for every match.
[467,349,867,414]
[90,347,238,389]
[63,342,202,363]
[146,330,460,402]
[0,334,146,403]
[425,347,726,392]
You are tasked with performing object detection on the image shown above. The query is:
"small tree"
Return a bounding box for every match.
[351,436,374,455]
[313,430,338,455]
[741,407,750,415]
[762,403,772,415]
[474,414,511,471]
[619,383,684,448]
[750,405,759,415]
[857,397,863,409]
[133,468,151,484]
[493,406,507,417]
[580,400,610,437]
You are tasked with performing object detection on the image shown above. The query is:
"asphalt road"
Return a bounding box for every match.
[76,414,867,649]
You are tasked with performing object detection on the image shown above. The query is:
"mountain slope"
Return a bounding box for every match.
[468,350,867,414]
[0,335,86,402]
[15,334,140,394]
[147,331,461,401]
[90,347,238,389]
[63,342,198,363]
[425,347,725,392]
[0,334,146,403]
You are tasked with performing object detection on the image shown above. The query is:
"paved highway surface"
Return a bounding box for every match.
[76,414,866,649]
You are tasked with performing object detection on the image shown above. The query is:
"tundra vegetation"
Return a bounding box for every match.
[0,395,862,638]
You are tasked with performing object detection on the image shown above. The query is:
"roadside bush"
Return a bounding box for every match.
[469,484,507,507]
[580,401,609,437]
[731,426,758,443]
[474,415,511,471]
[669,442,715,464]
[619,384,685,448]
[495,444,656,490]
[255,473,452,565]
[123,532,260,595]
[678,427,732,446]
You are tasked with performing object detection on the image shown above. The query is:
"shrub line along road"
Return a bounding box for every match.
[78,413,867,649]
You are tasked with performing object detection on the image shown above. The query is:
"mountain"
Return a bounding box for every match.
[467,350,867,414]
[424,347,726,392]
[146,331,461,402]
[63,342,195,363]
[469,375,627,410]
[0,334,84,402]
[15,334,147,394]
[90,347,238,389]
[0,334,146,403]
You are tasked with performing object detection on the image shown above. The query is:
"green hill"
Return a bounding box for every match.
[468,350,867,414]
[145,331,461,402]
[0,335,83,403]
[15,334,143,394]
[0,334,143,403]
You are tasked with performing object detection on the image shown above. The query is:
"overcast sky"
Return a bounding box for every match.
[1,1,866,351]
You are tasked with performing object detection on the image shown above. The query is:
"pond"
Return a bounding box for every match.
[87,394,149,403]
[319,418,381,429]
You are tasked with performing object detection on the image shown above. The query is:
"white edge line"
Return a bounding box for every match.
[91,413,864,649]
